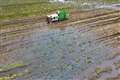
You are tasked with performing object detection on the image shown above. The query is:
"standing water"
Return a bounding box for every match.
[9,23,116,80]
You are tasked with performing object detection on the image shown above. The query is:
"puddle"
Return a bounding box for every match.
[97,3,120,10]
[49,0,73,3]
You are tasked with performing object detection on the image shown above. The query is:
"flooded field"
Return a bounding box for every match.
[0,8,120,80]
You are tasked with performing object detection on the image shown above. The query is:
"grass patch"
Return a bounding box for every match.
[0,2,71,20]
[0,0,48,6]
[0,62,25,72]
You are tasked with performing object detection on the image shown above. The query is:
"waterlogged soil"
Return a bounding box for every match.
[0,9,120,80]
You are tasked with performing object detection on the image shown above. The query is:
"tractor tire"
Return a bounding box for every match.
[46,17,51,24]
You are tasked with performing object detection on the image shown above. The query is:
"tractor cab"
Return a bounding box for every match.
[47,13,59,22]
[46,9,69,24]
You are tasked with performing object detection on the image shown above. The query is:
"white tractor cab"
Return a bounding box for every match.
[47,13,59,22]
[46,9,69,24]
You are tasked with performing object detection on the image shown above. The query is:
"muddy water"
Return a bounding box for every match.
[97,3,120,10]
[1,22,119,80]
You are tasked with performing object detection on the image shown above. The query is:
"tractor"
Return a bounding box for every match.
[46,9,69,24]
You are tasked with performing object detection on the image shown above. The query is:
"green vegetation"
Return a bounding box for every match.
[114,61,120,69]
[0,62,25,72]
[1,0,119,20]
[0,0,70,20]
[0,69,30,80]
[95,67,112,75]
[95,67,103,75]
[0,0,48,6]
[0,62,30,80]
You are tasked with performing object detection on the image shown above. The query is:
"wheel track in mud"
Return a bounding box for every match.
[0,10,120,38]
[1,34,119,79]
[66,11,120,26]
[2,16,119,45]
[1,10,120,33]
[1,11,119,39]
[0,11,120,53]
[0,39,119,79]
[75,15,120,33]
[1,16,120,53]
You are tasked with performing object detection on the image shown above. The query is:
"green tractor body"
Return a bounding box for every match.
[58,9,68,21]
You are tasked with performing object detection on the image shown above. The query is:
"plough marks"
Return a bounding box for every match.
[0,9,120,80]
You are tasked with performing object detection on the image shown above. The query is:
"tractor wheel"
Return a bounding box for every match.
[46,17,51,24]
